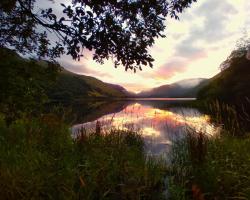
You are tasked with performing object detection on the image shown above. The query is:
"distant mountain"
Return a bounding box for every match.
[137,78,209,98]
[106,83,136,97]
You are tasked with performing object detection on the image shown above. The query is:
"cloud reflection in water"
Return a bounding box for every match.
[72,102,220,156]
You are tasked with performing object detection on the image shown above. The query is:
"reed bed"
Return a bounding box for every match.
[169,128,250,200]
[0,114,168,200]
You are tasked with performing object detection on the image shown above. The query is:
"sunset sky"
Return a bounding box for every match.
[46,0,250,93]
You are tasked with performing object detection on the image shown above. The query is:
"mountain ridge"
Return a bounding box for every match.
[0,47,130,103]
[137,78,209,98]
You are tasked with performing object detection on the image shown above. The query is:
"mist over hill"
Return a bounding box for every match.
[137,78,209,98]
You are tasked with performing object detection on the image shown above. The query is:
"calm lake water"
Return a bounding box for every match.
[72,99,220,156]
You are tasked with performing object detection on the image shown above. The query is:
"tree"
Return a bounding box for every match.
[220,33,250,71]
[0,0,196,71]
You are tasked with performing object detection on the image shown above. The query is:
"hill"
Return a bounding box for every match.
[106,83,136,97]
[197,54,250,105]
[137,78,208,98]
[0,47,129,105]
[47,67,128,103]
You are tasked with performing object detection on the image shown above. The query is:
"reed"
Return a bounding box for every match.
[194,99,250,136]
[169,126,250,200]
[0,114,168,200]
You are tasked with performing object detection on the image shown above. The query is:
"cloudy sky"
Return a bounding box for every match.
[43,0,250,93]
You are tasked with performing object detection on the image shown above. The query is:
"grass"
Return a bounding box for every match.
[0,114,167,200]
[184,99,249,135]
[167,99,250,199]
[169,128,250,200]
[1,99,250,200]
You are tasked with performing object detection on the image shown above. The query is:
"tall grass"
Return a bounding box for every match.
[193,99,250,136]
[169,127,250,200]
[0,114,168,200]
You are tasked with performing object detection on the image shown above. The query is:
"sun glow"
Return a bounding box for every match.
[60,0,250,93]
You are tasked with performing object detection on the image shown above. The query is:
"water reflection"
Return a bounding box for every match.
[72,101,220,156]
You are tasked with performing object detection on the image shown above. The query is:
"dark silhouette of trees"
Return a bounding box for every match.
[0,0,196,71]
[220,34,250,71]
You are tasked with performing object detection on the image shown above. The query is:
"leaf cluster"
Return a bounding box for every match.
[0,0,196,71]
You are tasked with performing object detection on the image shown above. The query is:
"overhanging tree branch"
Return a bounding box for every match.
[0,0,197,71]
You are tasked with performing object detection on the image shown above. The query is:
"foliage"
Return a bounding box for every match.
[169,130,250,200]
[198,55,250,103]
[75,128,168,200]
[0,114,74,199]
[198,36,250,108]
[0,47,59,122]
[0,0,196,71]
[192,100,245,135]
[0,115,167,199]
[197,52,250,130]
[220,33,250,71]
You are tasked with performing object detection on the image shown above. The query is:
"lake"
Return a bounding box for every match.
[72,99,220,156]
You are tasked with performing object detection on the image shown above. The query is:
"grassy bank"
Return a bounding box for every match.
[0,115,167,200]
[180,99,250,134]
[169,129,250,199]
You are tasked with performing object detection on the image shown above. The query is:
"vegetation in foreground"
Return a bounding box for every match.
[2,111,250,200]
[0,35,250,200]
[0,115,167,200]
[168,93,250,199]
[0,47,168,200]
[169,128,250,200]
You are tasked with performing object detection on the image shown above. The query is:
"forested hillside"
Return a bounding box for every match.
[0,48,128,105]
[198,54,250,105]
[47,68,127,103]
